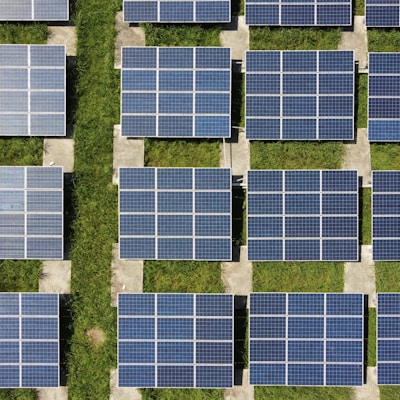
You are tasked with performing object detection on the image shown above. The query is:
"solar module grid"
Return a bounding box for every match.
[0,45,66,137]
[0,0,69,21]
[366,1,400,27]
[0,293,59,388]
[121,47,231,138]
[245,50,355,141]
[249,292,364,386]
[118,293,233,388]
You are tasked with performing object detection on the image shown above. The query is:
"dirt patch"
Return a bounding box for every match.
[86,327,106,347]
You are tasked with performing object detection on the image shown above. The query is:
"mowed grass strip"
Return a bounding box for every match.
[371,144,400,170]
[368,29,400,52]
[255,386,352,400]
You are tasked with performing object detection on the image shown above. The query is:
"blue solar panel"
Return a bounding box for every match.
[245,0,351,25]
[0,0,69,21]
[0,293,59,388]
[377,293,400,384]
[118,293,233,388]
[123,0,230,22]
[246,51,354,140]
[372,171,400,260]
[0,45,66,136]
[0,167,63,260]
[366,1,400,27]
[249,293,364,386]
[368,53,400,141]
[119,168,231,260]
[121,47,231,138]
[247,170,359,261]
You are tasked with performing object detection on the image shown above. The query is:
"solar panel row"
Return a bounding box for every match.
[366,2,400,27]
[0,0,69,21]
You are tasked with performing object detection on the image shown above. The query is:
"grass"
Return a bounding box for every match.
[367,308,376,367]
[380,387,400,400]
[0,390,37,400]
[232,73,245,128]
[368,29,400,52]
[0,23,47,44]
[251,141,344,170]
[142,389,223,400]
[253,262,344,292]
[0,261,42,292]
[250,27,341,50]
[0,138,43,166]
[370,144,400,170]
[255,386,352,400]
[375,262,400,292]
[356,74,368,129]
[354,0,365,16]
[361,188,371,245]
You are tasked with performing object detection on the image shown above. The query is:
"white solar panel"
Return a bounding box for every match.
[0,0,69,21]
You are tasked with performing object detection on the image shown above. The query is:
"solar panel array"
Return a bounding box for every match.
[246,51,354,141]
[118,293,233,388]
[377,293,400,384]
[245,0,352,26]
[123,0,230,22]
[0,167,63,260]
[0,45,66,137]
[247,170,359,261]
[368,53,400,142]
[0,0,69,21]
[121,47,231,138]
[372,171,400,260]
[119,168,231,260]
[249,293,364,386]
[366,2,400,27]
[0,293,59,388]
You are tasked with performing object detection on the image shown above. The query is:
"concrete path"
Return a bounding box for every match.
[110,369,142,400]
[338,16,368,71]
[39,261,71,294]
[37,387,68,400]
[353,367,380,400]
[48,26,77,57]
[43,138,74,173]
[343,128,372,187]
[112,125,144,184]
[111,243,143,307]
[221,246,252,296]
[224,369,254,400]
[344,245,377,308]
[114,12,145,69]
[220,16,249,71]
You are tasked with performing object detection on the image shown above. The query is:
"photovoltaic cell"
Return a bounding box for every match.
[121,47,231,138]
[0,293,59,388]
[118,293,233,388]
[368,53,400,141]
[249,293,364,386]
[119,168,231,260]
[366,1,400,27]
[246,51,354,140]
[247,170,359,261]
[0,166,63,260]
[0,45,66,136]
[0,0,68,21]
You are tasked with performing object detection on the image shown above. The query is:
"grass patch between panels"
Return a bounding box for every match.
[367,308,376,367]
[368,29,400,52]
[361,188,371,245]
[371,144,400,170]
[380,386,400,400]
[141,388,224,400]
[356,73,368,129]
[375,262,400,292]
[255,386,353,400]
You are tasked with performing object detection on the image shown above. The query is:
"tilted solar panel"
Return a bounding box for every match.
[0,45,66,137]
[246,51,354,141]
[366,1,400,27]
[249,293,364,386]
[118,293,233,388]
[0,166,63,260]
[247,170,359,261]
[121,47,231,138]
[0,0,69,21]
[0,293,59,388]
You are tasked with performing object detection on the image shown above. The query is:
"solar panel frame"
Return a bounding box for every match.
[247,170,359,262]
[245,50,355,141]
[120,47,231,139]
[365,2,400,27]
[0,166,64,260]
[117,293,234,388]
[249,292,364,387]
[0,293,59,388]
[0,0,69,21]
[0,45,66,137]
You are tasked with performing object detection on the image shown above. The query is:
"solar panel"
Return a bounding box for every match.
[0,0,69,21]
[247,170,359,261]
[123,0,230,23]
[0,45,66,137]
[121,47,231,138]
[366,2,400,27]
[377,293,400,384]
[245,51,354,140]
[0,293,59,388]
[118,293,233,388]
[0,166,63,260]
[372,171,400,260]
[245,1,351,26]
[368,53,400,141]
[249,293,364,386]
[119,168,231,260]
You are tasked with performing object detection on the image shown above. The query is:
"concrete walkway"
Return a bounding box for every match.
[110,369,142,400]
[37,387,68,400]
[344,245,377,308]
[224,369,254,400]
[43,138,74,173]
[48,26,77,57]
[343,128,372,187]
[353,367,380,400]
[39,261,71,294]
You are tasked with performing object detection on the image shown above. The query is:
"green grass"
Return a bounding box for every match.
[376,262,400,292]
[0,23,47,44]
[0,390,37,400]
[232,73,245,128]
[144,139,220,167]
[361,188,371,245]
[0,138,43,166]
[253,262,345,292]
[251,141,344,170]
[250,27,341,50]
[354,0,365,16]
[367,308,376,367]
[371,144,400,170]
[368,29,400,52]
[0,261,41,292]
[144,24,221,47]
[255,386,352,400]
[356,74,368,129]
[141,389,223,400]
[380,386,400,400]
